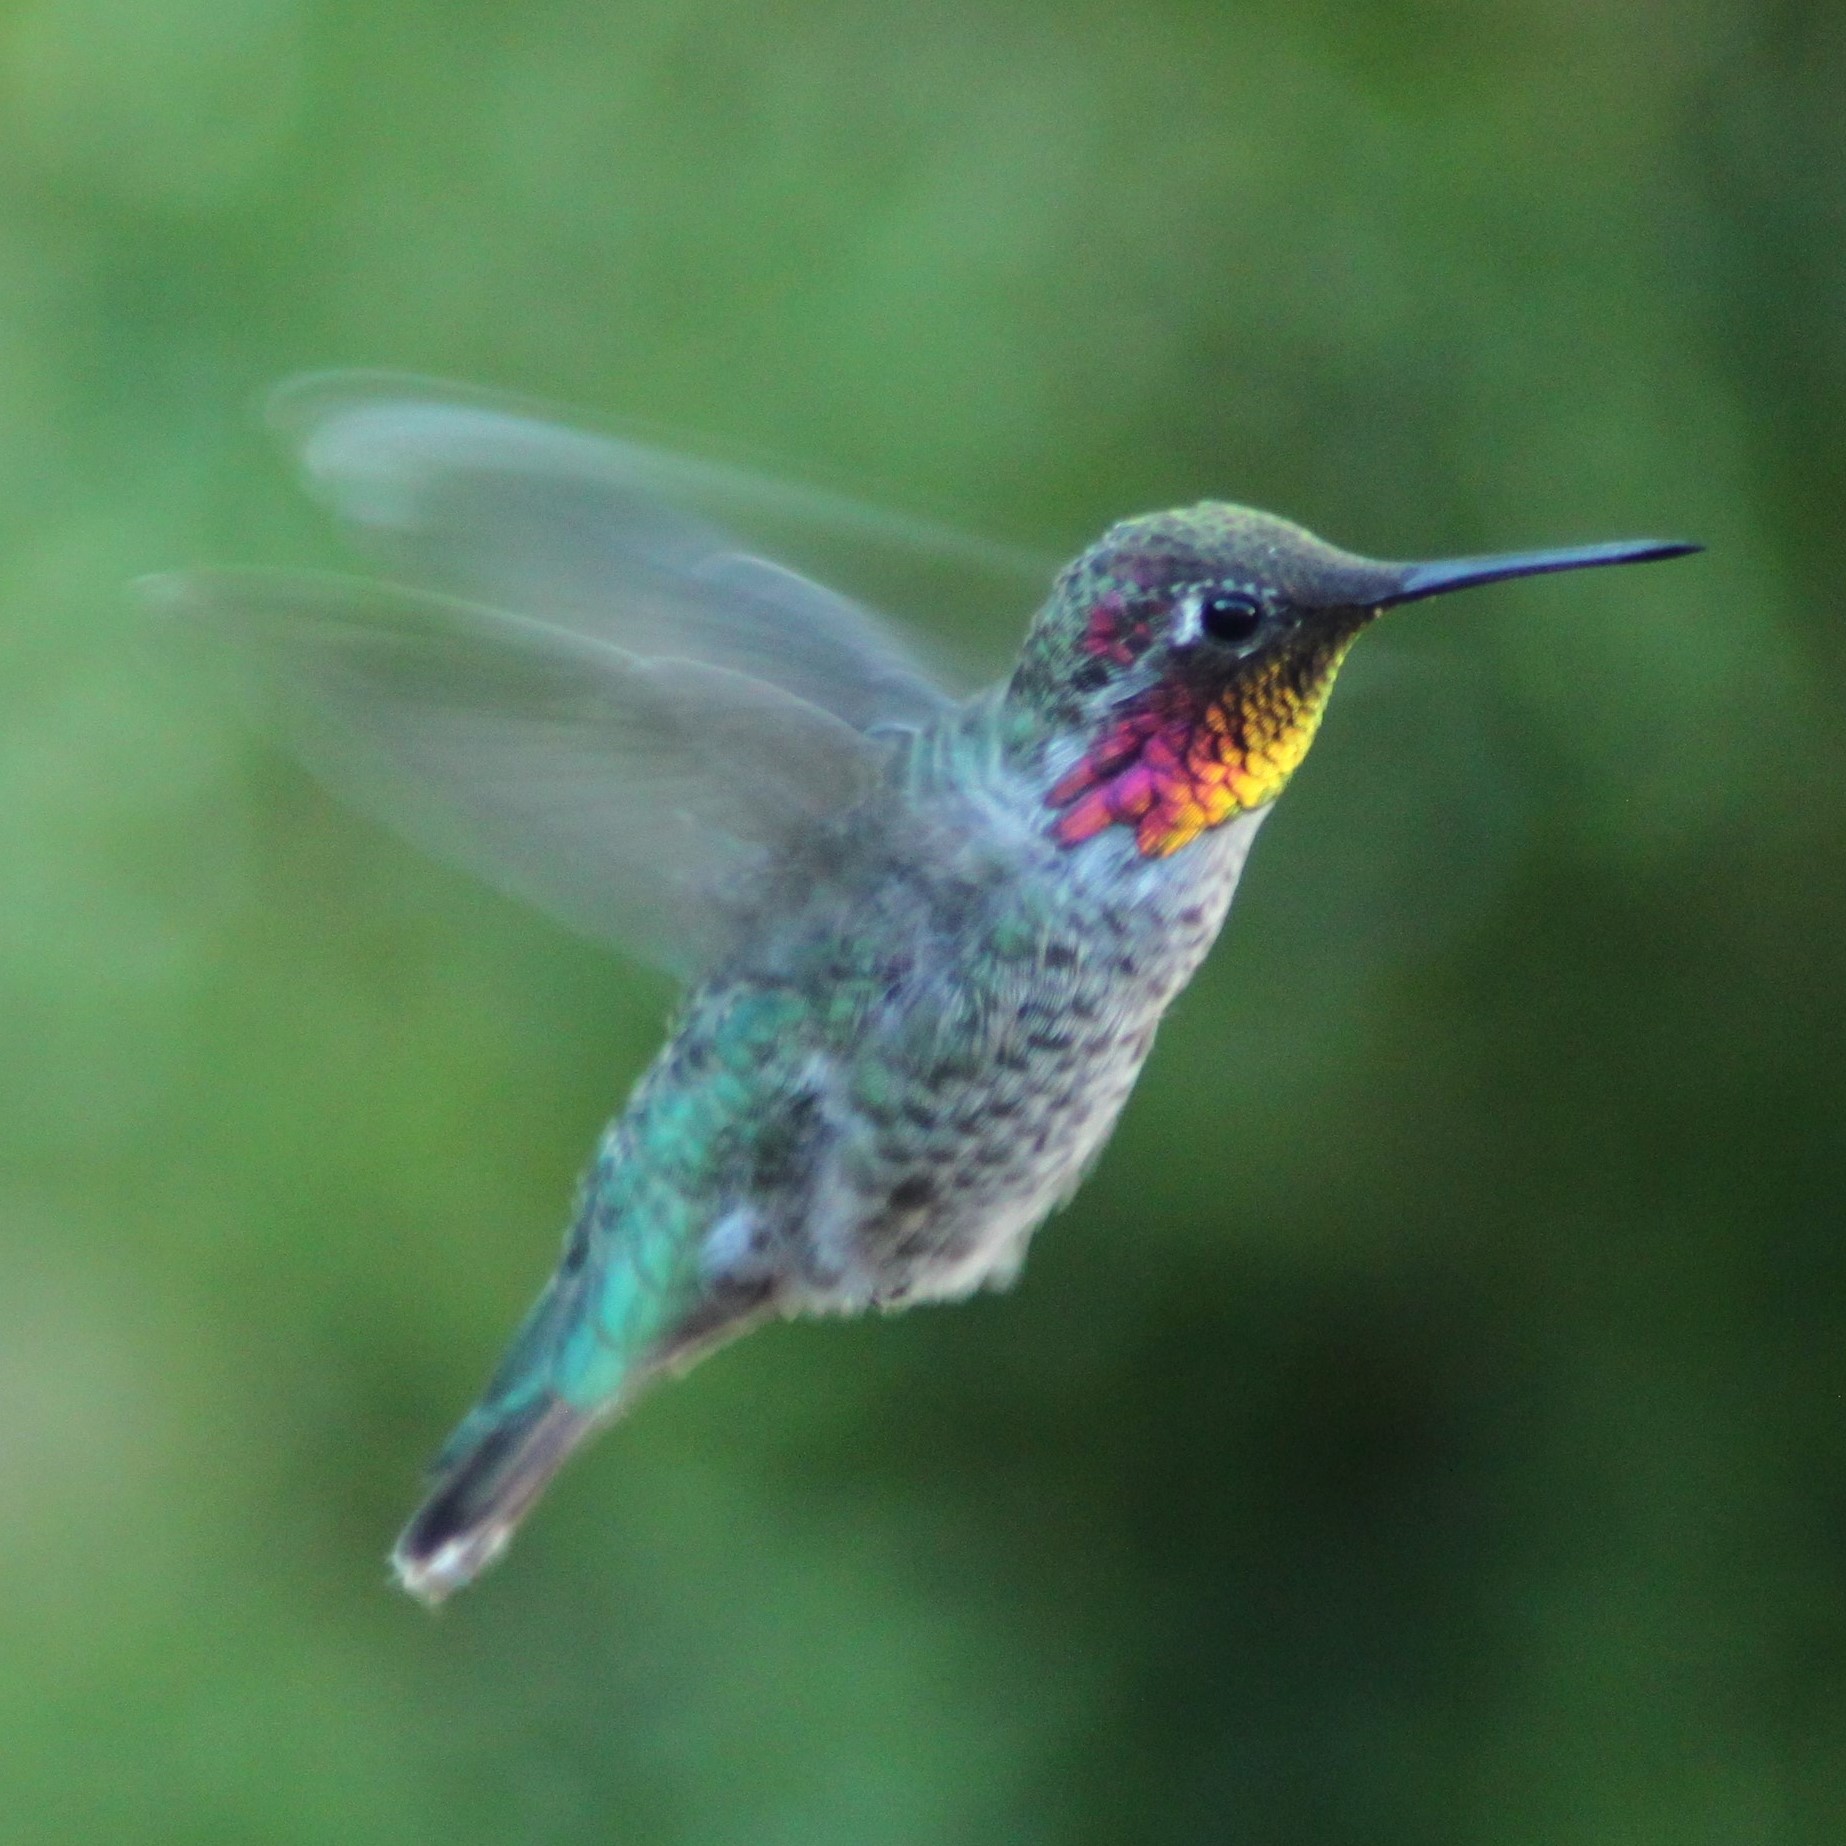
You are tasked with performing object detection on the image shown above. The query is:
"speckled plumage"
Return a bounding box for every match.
[158,377,1696,1600]
[411,688,1270,1596]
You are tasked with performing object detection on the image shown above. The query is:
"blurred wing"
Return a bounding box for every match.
[268,373,970,733]
[151,570,883,976]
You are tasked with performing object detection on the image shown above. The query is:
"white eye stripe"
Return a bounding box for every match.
[1170,591,1205,646]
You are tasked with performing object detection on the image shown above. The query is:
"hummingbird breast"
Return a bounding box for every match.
[685,766,1272,1315]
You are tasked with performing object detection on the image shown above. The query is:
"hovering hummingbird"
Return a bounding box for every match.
[152,376,1698,1603]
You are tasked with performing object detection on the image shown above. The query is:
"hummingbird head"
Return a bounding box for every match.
[1008,503,1696,859]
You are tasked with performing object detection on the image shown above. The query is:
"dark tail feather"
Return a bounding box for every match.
[392,1393,596,1605]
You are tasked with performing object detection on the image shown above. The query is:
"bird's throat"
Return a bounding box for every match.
[1046,628,1361,858]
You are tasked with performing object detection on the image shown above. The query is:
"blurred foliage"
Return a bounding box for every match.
[1,0,1843,1841]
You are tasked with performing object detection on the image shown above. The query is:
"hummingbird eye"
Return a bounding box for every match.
[1198,591,1264,647]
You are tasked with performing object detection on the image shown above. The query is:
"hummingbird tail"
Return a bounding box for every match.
[391,1392,596,1606]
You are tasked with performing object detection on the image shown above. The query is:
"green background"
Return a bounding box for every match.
[3,1,1842,1840]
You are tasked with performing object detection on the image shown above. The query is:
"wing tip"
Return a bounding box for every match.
[266,371,591,528]
[132,570,224,625]
[264,368,437,441]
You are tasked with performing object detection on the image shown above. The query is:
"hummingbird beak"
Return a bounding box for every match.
[1380,538,1701,609]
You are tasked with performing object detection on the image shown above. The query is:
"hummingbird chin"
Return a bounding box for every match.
[151,376,1698,1602]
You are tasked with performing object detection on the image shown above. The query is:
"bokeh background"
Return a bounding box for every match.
[3,1,1843,1840]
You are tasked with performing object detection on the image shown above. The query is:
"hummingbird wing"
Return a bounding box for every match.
[266,373,982,733]
[148,570,883,976]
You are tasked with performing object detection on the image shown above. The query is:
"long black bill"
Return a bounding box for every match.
[1383,538,1701,608]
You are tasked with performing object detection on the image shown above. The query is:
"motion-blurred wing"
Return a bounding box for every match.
[268,374,962,733]
[150,571,883,976]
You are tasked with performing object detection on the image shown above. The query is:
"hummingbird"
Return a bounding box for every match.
[152,375,1698,1603]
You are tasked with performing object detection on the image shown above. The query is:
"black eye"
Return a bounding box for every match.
[1199,591,1264,645]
